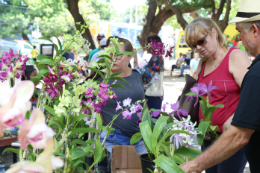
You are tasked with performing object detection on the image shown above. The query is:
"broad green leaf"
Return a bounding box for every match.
[152,116,169,150]
[48,120,64,130]
[85,139,95,145]
[71,160,85,168]
[77,165,83,173]
[175,147,201,159]
[154,155,185,173]
[142,107,152,128]
[173,155,186,164]
[70,114,91,125]
[104,58,110,77]
[37,54,48,60]
[34,62,46,71]
[197,121,210,145]
[70,128,99,136]
[110,84,126,89]
[96,114,103,129]
[30,76,40,84]
[38,67,49,77]
[110,71,122,77]
[160,143,172,159]
[108,77,131,86]
[43,104,63,124]
[200,100,207,118]
[210,125,219,133]
[93,139,103,165]
[39,36,53,43]
[71,139,88,146]
[2,148,19,155]
[165,123,175,129]
[54,44,59,55]
[98,54,113,60]
[70,148,86,160]
[130,132,143,145]
[139,121,153,154]
[39,59,55,66]
[215,104,224,108]
[118,51,134,56]
[53,152,67,159]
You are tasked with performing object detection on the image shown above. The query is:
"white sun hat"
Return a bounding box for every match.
[229,0,260,24]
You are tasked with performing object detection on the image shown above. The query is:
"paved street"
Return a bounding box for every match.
[163,58,250,173]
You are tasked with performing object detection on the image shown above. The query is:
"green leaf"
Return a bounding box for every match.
[71,160,85,168]
[96,114,103,129]
[38,67,49,77]
[104,58,111,77]
[98,54,113,61]
[110,71,122,77]
[152,116,169,152]
[37,54,48,60]
[48,120,64,130]
[56,168,64,173]
[118,51,134,56]
[70,114,91,125]
[85,66,105,80]
[175,147,201,159]
[85,139,95,145]
[110,39,120,56]
[160,143,172,159]
[70,128,99,136]
[215,104,224,108]
[154,155,185,173]
[210,125,219,133]
[54,44,59,55]
[197,121,210,145]
[39,36,53,43]
[130,132,143,145]
[142,107,152,127]
[39,59,55,66]
[71,139,88,146]
[30,76,40,84]
[139,121,153,154]
[34,62,46,71]
[76,166,83,173]
[53,152,67,159]
[70,148,86,160]
[93,139,103,165]
[173,155,186,164]
[2,148,19,155]
[108,77,131,86]
[110,84,126,89]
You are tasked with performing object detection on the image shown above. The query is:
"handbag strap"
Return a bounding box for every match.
[194,58,206,81]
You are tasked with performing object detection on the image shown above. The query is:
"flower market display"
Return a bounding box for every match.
[0,23,205,173]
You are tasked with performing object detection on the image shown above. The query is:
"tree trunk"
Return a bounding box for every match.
[66,0,96,50]
[162,0,188,30]
[22,33,29,41]
[217,0,231,31]
[137,1,198,47]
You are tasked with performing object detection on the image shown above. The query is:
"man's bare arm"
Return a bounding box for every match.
[180,125,254,173]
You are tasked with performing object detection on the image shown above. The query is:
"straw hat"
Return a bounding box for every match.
[229,0,260,23]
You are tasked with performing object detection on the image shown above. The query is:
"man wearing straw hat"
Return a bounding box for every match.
[180,0,260,172]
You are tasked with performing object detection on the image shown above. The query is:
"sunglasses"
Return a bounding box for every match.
[190,34,208,49]
[97,38,102,41]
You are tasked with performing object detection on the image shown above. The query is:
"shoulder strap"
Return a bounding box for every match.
[194,58,206,80]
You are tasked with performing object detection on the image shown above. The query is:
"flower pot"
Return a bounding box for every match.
[0,137,18,147]
[83,155,110,173]
[140,154,155,173]
[202,132,222,151]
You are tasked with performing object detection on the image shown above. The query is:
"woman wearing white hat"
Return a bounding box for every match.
[180,0,260,172]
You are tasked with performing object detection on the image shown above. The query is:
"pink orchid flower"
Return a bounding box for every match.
[5,161,45,173]
[0,81,34,135]
[19,108,55,150]
[36,138,64,172]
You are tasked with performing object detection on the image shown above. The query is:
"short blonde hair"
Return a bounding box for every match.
[185,18,228,50]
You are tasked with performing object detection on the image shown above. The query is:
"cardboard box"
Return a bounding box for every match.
[111,145,142,173]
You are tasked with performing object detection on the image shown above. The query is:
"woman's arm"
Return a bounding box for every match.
[229,49,251,87]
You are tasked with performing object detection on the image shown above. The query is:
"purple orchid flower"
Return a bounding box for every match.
[45,87,60,99]
[169,101,188,119]
[207,80,218,99]
[150,111,161,118]
[0,72,8,82]
[162,102,169,112]
[172,133,183,149]
[122,109,132,120]
[165,46,174,58]
[187,83,207,107]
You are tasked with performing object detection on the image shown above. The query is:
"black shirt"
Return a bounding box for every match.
[231,53,260,173]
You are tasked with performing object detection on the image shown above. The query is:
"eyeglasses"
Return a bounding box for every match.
[189,34,208,49]
[97,38,102,41]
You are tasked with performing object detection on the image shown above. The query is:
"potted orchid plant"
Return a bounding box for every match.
[186,81,224,145]
[128,101,201,173]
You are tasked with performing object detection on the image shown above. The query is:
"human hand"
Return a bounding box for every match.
[223,115,234,132]
[180,161,201,173]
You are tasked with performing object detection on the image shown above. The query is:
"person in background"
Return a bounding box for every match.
[31,46,38,61]
[180,16,251,173]
[190,52,201,77]
[170,52,184,76]
[88,33,105,63]
[62,49,74,60]
[178,53,191,77]
[142,35,164,110]
[89,38,108,75]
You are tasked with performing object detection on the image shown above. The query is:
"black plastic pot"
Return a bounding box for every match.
[140,154,155,173]
[83,155,110,173]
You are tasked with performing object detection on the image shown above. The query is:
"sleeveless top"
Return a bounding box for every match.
[198,47,240,132]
